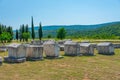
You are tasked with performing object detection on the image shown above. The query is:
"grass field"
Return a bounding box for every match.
[0,49,120,80]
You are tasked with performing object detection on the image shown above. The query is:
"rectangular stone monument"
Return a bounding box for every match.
[0,46,7,52]
[97,42,114,55]
[4,43,26,63]
[64,41,80,56]
[26,45,43,61]
[43,40,61,58]
[31,40,43,45]
[0,56,2,66]
[80,43,94,56]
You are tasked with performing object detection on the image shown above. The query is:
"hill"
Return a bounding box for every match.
[72,22,120,39]
[13,21,120,39]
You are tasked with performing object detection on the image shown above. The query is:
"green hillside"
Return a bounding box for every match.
[71,22,120,39]
[13,21,120,39]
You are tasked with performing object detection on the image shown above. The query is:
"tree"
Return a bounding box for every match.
[0,32,12,43]
[6,26,13,40]
[16,29,19,40]
[21,24,25,41]
[57,27,66,40]
[19,26,22,42]
[31,16,35,40]
[21,24,25,33]
[0,24,13,42]
[0,24,2,34]
[22,32,30,42]
[38,22,43,40]
[25,24,29,32]
[47,34,51,38]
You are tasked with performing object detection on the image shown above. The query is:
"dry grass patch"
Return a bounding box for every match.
[0,49,120,80]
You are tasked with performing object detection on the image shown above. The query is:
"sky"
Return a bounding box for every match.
[0,0,120,29]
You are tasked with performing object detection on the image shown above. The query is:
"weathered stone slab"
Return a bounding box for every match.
[4,56,26,63]
[0,46,7,52]
[4,43,26,63]
[58,39,72,45]
[91,43,97,48]
[80,43,94,56]
[0,56,2,65]
[31,40,44,45]
[58,39,72,51]
[59,45,64,51]
[81,40,90,43]
[58,40,65,45]
[64,41,80,56]
[113,44,120,48]
[43,40,60,58]
[97,42,114,55]
[26,45,43,61]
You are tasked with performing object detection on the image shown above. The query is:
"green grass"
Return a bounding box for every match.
[0,49,120,80]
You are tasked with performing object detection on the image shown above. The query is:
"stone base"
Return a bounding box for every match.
[26,57,43,61]
[45,56,63,59]
[0,62,2,66]
[98,52,115,55]
[81,53,94,56]
[4,56,26,63]
[0,49,7,52]
[0,57,2,66]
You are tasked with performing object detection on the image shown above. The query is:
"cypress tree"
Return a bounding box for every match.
[31,16,35,40]
[25,24,29,32]
[21,24,25,33]
[19,25,22,42]
[38,22,43,40]
[0,24,2,34]
[16,29,19,40]
[21,24,25,41]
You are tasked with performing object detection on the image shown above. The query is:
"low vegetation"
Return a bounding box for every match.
[0,24,13,43]
[71,23,120,39]
[0,49,120,80]
[57,27,66,40]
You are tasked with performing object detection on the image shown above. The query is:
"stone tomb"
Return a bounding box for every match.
[43,40,60,58]
[64,41,80,56]
[31,40,44,45]
[58,40,65,51]
[97,42,114,55]
[0,46,7,52]
[80,43,94,56]
[58,39,72,51]
[0,56,2,65]
[26,45,43,61]
[4,43,26,63]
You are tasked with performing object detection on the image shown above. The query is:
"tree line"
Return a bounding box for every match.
[0,16,67,43]
[0,24,13,43]
[2,16,120,42]
[68,23,120,39]
[15,16,43,42]
[16,16,66,41]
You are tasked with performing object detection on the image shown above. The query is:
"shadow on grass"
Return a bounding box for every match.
[97,53,115,56]
[44,56,64,60]
[63,54,96,57]
[3,61,25,64]
[26,58,44,62]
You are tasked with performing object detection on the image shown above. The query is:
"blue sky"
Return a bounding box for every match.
[0,0,120,29]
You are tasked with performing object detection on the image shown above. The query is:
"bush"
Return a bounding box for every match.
[57,27,66,40]
[22,32,30,42]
